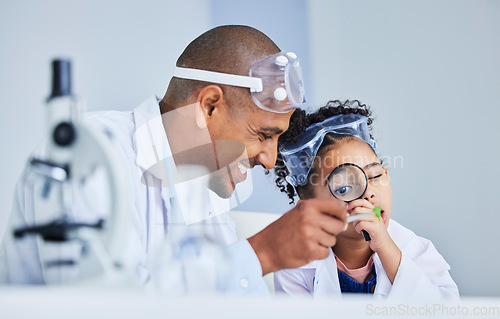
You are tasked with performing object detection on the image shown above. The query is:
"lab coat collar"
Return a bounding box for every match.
[132,95,174,186]
[313,249,342,295]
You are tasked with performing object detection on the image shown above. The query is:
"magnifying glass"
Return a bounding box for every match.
[327,163,372,241]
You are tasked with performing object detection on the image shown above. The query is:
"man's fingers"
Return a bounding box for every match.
[316,229,338,248]
[297,198,348,222]
[319,213,347,236]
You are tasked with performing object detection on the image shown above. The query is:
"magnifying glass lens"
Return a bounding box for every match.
[328,163,368,202]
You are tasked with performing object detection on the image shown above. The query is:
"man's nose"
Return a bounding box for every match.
[257,140,278,170]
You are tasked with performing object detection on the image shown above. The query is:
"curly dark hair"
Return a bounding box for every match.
[274,100,375,204]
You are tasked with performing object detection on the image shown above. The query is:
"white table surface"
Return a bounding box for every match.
[1,286,499,319]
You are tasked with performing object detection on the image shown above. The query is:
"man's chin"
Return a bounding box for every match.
[208,174,235,199]
[214,188,234,199]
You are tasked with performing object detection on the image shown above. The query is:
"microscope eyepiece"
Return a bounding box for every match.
[49,59,72,99]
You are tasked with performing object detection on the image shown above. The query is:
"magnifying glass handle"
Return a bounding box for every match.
[362,230,371,241]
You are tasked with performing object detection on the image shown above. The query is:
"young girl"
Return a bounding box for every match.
[273,100,459,299]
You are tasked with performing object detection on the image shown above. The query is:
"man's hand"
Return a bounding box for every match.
[247,198,347,275]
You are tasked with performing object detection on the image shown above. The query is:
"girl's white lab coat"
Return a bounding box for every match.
[274,219,459,299]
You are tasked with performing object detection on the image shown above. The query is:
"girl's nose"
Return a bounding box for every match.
[363,189,375,201]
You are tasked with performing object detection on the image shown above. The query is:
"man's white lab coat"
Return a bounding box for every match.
[0,96,268,294]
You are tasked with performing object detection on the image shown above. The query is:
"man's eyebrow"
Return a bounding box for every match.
[364,162,382,170]
[260,127,284,134]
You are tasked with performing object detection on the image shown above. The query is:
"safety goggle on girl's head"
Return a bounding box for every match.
[279,113,376,187]
[173,51,306,113]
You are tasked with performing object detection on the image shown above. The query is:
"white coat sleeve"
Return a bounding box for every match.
[274,268,312,295]
[223,239,269,295]
[388,238,460,300]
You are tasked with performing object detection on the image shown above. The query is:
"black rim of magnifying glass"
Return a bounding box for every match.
[327,162,368,203]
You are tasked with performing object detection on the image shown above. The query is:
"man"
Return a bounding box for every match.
[0,25,347,293]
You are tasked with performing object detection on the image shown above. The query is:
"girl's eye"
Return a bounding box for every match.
[335,185,352,196]
[368,174,383,180]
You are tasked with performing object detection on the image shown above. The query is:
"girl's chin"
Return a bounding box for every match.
[339,230,369,241]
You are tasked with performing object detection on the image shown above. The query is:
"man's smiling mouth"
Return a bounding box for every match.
[237,161,250,175]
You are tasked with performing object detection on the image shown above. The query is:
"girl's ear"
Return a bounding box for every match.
[383,166,390,181]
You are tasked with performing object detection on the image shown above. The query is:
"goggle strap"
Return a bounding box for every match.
[174,67,263,92]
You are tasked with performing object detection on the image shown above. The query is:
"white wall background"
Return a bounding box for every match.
[0,0,211,229]
[308,0,500,296]
[0,0,498,296]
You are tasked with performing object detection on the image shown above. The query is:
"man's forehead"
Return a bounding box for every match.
[246,107,293,132]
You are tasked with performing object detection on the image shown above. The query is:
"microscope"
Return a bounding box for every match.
[13,59,132,284]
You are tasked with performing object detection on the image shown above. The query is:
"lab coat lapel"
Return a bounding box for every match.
[313,250,342,296]
[132,96,173,184]
[132,96,174,252]
[373,253,391,297]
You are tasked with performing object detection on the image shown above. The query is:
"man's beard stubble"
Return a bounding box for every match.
[208,166,235,199]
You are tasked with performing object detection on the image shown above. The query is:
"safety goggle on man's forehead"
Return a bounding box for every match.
[173,51,306,113]
[279,113,376,187]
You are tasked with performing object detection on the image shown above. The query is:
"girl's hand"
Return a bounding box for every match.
[347,199,391,253]
[347,199,402,284]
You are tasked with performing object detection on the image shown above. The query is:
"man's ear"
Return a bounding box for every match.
[195,102,207,129]
[196,85,225,128]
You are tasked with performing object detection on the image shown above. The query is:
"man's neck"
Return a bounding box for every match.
[159,98,175,115]
[159,99,215,170]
